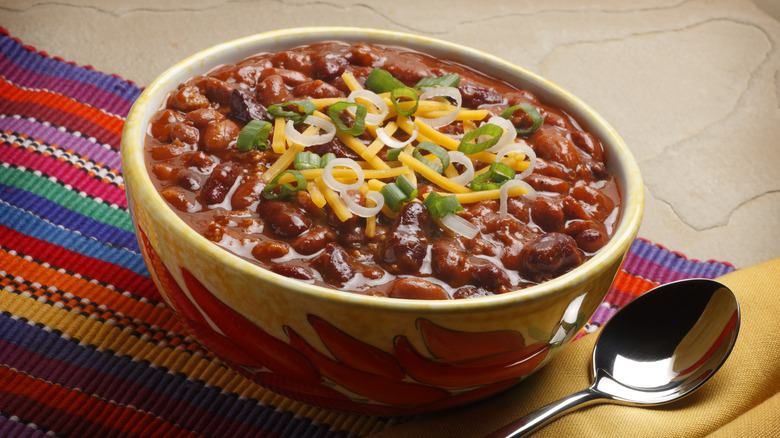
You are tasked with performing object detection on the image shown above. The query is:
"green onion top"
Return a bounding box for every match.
[457,123,503,155]
[268,100,316,126]
[262,170,307,199]
[413,141,451,174]
[470,162,517,191]
[365,69,407,93]
[328,101,367,136]
[500,103,543,136]
[293,151,322,170]
[390,87,419,117]
[414,73,460,90]
[236,120,272,151]
[423,191,464,218]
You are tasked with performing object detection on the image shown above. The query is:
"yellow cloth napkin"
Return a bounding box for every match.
[370,257,780,437]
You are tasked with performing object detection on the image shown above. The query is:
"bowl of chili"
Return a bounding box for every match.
[121,27,643,415]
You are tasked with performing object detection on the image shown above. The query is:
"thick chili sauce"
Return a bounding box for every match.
[144,41,621,300]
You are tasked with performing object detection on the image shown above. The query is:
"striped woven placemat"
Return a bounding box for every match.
[0,28,736,438]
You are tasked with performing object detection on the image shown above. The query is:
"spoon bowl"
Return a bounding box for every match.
[487,278,740,438]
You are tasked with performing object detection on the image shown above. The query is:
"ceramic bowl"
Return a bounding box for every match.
[121,27,644,416]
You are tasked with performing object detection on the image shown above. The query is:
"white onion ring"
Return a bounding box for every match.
[284,116,336,147]
[377,124,418,149]
[499,180,537,220]
[485,116,517,153]
[441,213,479,239]
[322,157,364,193]
[415,86,462,128]
[346,89,388,126]
[495,142,537,180]
[447,151,475,186]
[341,191,385,218]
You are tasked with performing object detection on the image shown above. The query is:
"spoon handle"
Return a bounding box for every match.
[484,387,604,438]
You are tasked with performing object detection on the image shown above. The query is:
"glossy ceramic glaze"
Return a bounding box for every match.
[121,27,644,416]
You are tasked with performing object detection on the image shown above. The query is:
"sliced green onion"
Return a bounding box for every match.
[457,123,504,155]
[380,183,407,211]
[500,103,544,136]
[413,141,451,174]
[423,191,464,218]
[390,87,419,117]
[470,162,517,191]
[319,152,336,168]
[262,170,307,199]
[386,147,403,161]
[395,174,418,200]
[328,101,367,136]
[294,151,321,170]
[365,68,406,93]
[236,120,272,151]
[414,73,461,90]
[268,100,316,125]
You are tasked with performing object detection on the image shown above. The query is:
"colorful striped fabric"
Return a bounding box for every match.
[0,28,736,437]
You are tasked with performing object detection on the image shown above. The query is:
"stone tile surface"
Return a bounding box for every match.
[2,0,778,268]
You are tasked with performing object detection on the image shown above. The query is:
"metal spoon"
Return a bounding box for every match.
[486,278,740,438]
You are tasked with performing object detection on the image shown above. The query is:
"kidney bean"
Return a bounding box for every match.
[500,239,526,271]
[229,88,272,124]
[312,53,348,81]
[571,185,615,220]
[570,130,604,161]
[382,202,430,274]
[194,76,234,105]
[471,263,511,293]
[256,74,290,107]
[523,232,582,280]
[453,287,492,299]
[385,62,429,86]
[525,173,571,195]
[169,122,199,145]
[387,278,448,300]
[292,80,344,99]
[293,225,336,255]
[533,157,576,181]
[187,108,225,129]
[203,119,240,152]
[530,126,583,171]
[566,220,609,254]
[530,196,565,232]
[258,68,311,86]
[506,197,531,223]
[294,191,325,219]
[561,195,594,221]
[148,109,186,142]
[176,171,202,191]
[252,240,290,261]
[230,174,265,211]
[313,242,356,285]
[201,161,240,205]
[161,187,200,212]
[350,43,383,67]
[270,264,315,281]
[259,201,311,237]
[539,108,569,129]
[431,241,471,287]
[459,81,505,108]
[168,85,209,112]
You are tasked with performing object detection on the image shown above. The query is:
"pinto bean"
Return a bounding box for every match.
[525,173,571,195]
[259,201,310,237]
[292,80,344,99]
[387,278,448,300]
[151,163,178,181]
[530,126,583,171]
[150,140,188,160]
[256,74,290,107]
[293,225,337,255]
[570,130,604,161]
[571,185,615,220]
[313,242,356,285]
[194,76,233,105]
[523,233,582,280]
[431,241,471,287]
[271,50,314,76]
[566,220,609,254]
[459,81,504,108]
[252,240,290,261]
[149,109,186,142]
[201,162,240,205]
[170,122,199,145]
[382,202,430,274]
[168,85,209,112]
[203,119,240,152]
[258,68,311,86]
[187,108,225,129]
[161,187,200,212]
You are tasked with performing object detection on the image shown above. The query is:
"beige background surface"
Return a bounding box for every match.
[2,0,778,268]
